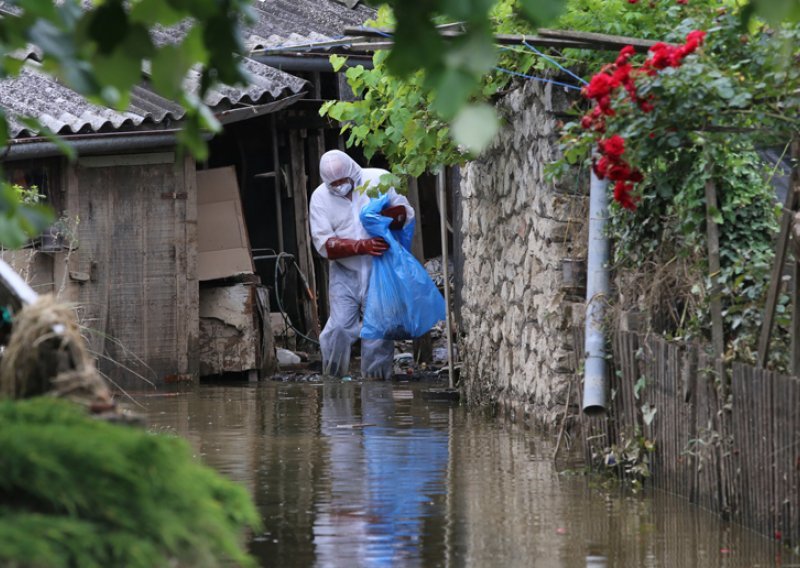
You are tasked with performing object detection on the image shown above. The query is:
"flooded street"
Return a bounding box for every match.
[143,381,790,567]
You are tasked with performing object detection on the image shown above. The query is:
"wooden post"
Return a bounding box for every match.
[406,177,426,262]
[790,140,800,374]
[289,130,320,339]
[758,138,799,368]
[704,167,725,363]
[270,116,284,253]
[407,177,432,363]
[307,129,330,325]
[705,160,730,514]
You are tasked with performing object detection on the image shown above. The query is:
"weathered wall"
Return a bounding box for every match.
[458,80,587,426]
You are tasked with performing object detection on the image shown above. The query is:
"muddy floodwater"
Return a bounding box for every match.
[142,381,791,567]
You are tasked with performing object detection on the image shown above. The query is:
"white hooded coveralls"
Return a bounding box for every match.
[309,150,414,379]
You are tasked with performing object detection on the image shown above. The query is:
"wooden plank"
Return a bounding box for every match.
[759,140,799,367]
[536,28,664,50]
[183,155,199,378]
[307,129,330,323]
[406,177,426,263]
[791,140,800,372]
[270,116,285,253]
[288,130,320,339]
[704,172,726,362]
[792,376,799,545]
[78,152,175,168]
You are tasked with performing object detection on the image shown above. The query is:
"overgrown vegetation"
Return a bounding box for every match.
[553,0,798,367]
[0,397,260,568]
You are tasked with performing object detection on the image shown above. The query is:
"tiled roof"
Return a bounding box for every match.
[0,0,374,138]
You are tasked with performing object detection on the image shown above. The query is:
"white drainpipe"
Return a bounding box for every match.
[582,172,610,415]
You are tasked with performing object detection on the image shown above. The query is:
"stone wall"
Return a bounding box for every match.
[458,80,588,426]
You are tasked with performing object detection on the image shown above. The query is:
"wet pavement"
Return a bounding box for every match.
[142,381,792,567]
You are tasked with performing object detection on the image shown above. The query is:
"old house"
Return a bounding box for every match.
[0,0,374,387]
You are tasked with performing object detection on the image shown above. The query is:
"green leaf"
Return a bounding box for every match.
[642,404,657,426]
[86,0,129,55]
[17,117,76,161]
[330,54,348,72]
[150,44,191,99]
[634,375,647,399]
[130,0,186,27]
[431,67,475,119]
[519,0,566,25]
[451,103,499,154]
[93,48,142,97]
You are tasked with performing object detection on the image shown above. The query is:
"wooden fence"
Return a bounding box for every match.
[577,330,800,545]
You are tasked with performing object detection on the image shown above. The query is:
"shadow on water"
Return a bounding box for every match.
[144,381,794,568]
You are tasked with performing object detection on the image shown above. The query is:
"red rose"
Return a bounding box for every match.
[580,115,593,129]
[613,181,637,211]
[685,30,707,48]
[616,46,636,66]
[647,43,674,70]
[594,156,612,178]
[629,170,644,183]
[585,73,615,99]
[599,135,625,160]
[677,0,688,4]
[608,162,632,181]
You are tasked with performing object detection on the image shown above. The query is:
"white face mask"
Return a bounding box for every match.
[329,182,353,197]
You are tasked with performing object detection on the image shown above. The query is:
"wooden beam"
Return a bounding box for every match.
[790,140,800,374]
[406,177,426,263]
[307,130,330,325]
[343,26,663,53]
[704,168,725,362]
[288,130,320,339]
[270,116,284,253]
[537,28,664,51]
[758,138,799,368]
[407,176,431,363]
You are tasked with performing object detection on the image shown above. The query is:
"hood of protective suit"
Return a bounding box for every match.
[320,150,363,194]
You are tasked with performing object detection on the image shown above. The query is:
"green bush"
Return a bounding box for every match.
[0,398,260,568]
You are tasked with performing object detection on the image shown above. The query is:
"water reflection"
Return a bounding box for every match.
[143,382,791,568]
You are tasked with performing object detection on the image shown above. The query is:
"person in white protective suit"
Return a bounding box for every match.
[309,150,415,379]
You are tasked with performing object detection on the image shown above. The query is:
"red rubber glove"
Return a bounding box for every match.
[326,237,389,259]
[381,205,407,231]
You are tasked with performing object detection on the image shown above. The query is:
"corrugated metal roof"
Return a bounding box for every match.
[0,64,186,137]
[246,0,374,50]
[0,0,373,138]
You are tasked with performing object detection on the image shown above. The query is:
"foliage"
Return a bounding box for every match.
[0,397,260,568]
[0,0,254,248]
[597,428,655,491]
[549,3,797,363]
[362,0,563,123]
[321,1,551,185]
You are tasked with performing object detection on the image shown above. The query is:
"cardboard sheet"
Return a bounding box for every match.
[197,167,254,281]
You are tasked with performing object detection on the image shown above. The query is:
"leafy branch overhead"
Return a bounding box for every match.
[0,0,253,247]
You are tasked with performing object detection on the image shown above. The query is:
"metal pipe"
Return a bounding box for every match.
[582,171,610,415]
[438,168,454,389]
[252,54,374,73]
[2,131,192,162]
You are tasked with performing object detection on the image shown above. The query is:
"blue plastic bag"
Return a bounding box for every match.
[360,194,446,340]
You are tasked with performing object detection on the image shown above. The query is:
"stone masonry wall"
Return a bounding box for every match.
[458,80,587,427]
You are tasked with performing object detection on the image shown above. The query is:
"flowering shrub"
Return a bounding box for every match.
[579,30,707,210]
[552,4,798,363]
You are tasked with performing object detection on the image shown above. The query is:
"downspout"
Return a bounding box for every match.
[582,171,610,415]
